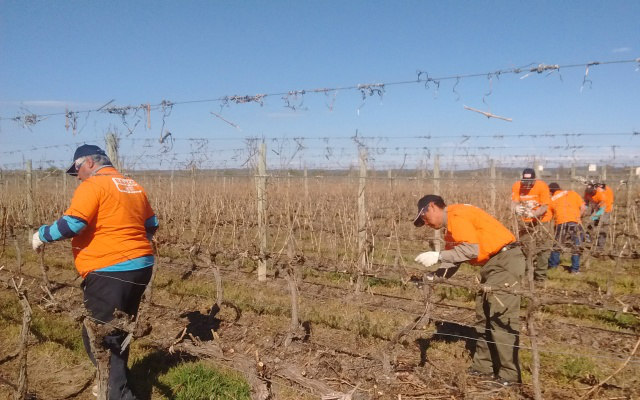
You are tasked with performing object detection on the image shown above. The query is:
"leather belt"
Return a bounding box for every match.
[500,242,520,253]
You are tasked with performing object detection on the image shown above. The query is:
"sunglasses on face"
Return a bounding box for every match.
[74,158,86,170]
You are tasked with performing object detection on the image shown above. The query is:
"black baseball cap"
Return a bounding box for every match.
[66,144,110,175]
[521,168,536,180]
[413,195,445,227]
[549,182,561,193]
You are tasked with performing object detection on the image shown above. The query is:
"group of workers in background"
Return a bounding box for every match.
[511,167,614,278]
[413,167,615,386]
[29,144,616,396]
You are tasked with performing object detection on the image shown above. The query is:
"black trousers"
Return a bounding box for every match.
[81,267,152,400]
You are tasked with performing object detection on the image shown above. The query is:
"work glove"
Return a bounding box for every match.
[515,205,535,218]
[31,231,44,252]
[514,205,527,216]
[415,251,440,271]
[591,207,605,221]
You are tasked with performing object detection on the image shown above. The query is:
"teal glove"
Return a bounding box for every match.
[590,207,605,221]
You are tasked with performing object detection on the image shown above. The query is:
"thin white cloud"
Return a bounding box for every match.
[612,47,631,53]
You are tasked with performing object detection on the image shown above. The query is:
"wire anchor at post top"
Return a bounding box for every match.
[357,83,385,100]
[223,94,267,106]
[356,83,385,115]
[281,90,308,111]
[520,63,561,80]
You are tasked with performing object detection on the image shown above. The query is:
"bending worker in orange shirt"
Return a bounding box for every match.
[413,195,525,385]
[31,145,158,400]
[547,183,586,274]
[511,168,552,281]
[584,182,614,253]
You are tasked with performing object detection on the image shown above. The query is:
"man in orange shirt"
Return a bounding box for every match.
[584,182,614,253]
[511,168,552,281]
[31,145,158,400]
[547,183,586,274]
[413,195,525,385]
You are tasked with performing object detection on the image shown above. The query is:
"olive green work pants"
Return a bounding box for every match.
[471,246,526,383]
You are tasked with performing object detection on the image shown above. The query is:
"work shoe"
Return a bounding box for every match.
[468,368,494,379]
[493,376,520,387]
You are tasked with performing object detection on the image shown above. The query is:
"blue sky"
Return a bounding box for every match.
[1,0,639,171]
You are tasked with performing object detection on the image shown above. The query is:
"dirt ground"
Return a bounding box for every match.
[1,245,639,400]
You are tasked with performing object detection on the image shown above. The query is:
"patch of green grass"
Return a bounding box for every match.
[303,302,406,340]
[366,275,402,288]
[32,341,87,366]
[30,312,85,354]
[614,276,637,294]
[0,292,84,354]
[541,305,639,330]
[436,286,475,303]
[557,356,598,382]
[158,361,250,400]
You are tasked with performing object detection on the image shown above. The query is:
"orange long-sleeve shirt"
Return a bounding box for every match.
[511,180,552,222]
[550,190,584,225]
[591,186,614,213]
[444,204,516,266]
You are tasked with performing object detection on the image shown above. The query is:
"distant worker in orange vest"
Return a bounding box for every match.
[511,168,552,281]
[31,144,158,399]
[584,181,614,253]
[413,195,524,386]
[547,183,586,274]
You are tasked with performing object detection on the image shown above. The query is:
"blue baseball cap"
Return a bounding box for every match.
[66,144,110,175]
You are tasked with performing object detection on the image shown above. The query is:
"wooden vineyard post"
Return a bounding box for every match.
[626,167,634,218]
[190,164,198,235]
[571,164,576,191]
[304,165,309,201]
[526,299,543,400]
[105,132,121,171]
[256,143,267,282]
[13,281,32,400]
[356,147,368,293]
[170,168,175,199]
[525,235,542,399]
[490,159,496,215]
[83,319,111,400]
[26,160,34,243]
[602,164,607,181]
[62,169,67,196]
[433,155,441,252]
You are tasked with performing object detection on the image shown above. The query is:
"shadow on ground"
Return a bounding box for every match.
[416,320,477,366]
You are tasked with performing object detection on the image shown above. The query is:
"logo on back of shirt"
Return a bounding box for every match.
[112,177,142,193]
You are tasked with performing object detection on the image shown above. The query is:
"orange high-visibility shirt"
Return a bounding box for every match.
[444,204,516,266]
[511,180,552,222]
[64,167,155,277]
[550,190,584,225]
[591,186,614,213]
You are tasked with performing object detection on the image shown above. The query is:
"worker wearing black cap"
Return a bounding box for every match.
[511,168,552,281]
[413,195,524,386]
[547,183,586,273]
[31,144,158,399]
